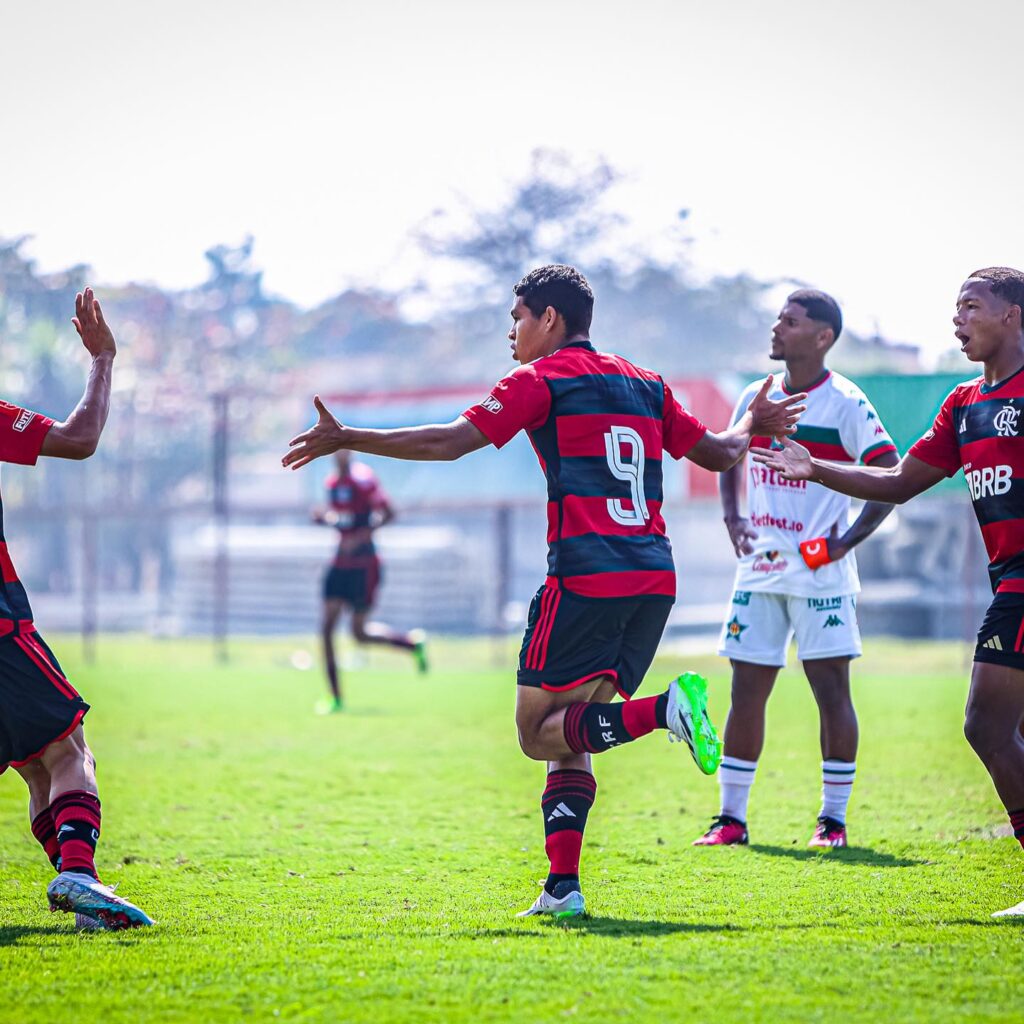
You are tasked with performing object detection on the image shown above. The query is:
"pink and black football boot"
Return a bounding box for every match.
[808,815,847,848]
[692,814,749,846]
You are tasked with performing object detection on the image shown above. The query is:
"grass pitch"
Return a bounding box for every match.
[1,635,1022,1023]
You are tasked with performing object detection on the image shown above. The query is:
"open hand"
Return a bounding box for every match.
[747,375,805,438]
[749,435,813,481]
[283,396,347,470]
[72,287,116,358]
[725,515,758,557]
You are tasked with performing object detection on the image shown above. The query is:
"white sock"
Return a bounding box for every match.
[820,760,856,824]
[719,756,757,823]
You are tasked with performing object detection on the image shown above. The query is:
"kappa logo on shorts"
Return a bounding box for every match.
[12,408,32,432]
[823,614,844,628]
[981,635,1004,651]
[726,616,748,641]
[481,395,503,414]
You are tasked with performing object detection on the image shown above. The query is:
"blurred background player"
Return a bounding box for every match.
[695,290,898,849]
[283,264,806,918]
[2,288,152,929]
[313,450,427,713]
[751,267,1024,917]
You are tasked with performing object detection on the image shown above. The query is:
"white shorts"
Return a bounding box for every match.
[717,590,862,667]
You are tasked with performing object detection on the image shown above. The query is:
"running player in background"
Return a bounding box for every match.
[313,450,427,714]
[695,291,898,850]
[283,264,805,918]
[751,267,1024,918]
[2,289,152,929]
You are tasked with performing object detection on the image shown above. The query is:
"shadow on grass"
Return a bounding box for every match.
[0,925,67,946]
[491,918,742,938]
[749,844,924,867]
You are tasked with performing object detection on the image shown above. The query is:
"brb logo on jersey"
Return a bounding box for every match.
[966,465,1013,500]
[994,405,1020,437]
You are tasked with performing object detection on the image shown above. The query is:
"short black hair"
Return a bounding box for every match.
[968,267,1024,313]
[513,265,594,337]
[788,289,842,343]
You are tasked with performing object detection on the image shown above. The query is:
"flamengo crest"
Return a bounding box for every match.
[993,404,1020,437]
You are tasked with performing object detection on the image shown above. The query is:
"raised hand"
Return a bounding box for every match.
[283,396,347,470]
[750,436,814,481]
[747,375,805,438]
[725,515,758,557]
[72,287,116,358]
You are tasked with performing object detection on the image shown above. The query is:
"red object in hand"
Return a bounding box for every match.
[800,537,832,570]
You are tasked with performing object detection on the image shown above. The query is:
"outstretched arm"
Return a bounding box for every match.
[686,375,806,472]
[824,450,898,561]
[40,288,116,460]
[283,397,490,470]
[751,438,947,504]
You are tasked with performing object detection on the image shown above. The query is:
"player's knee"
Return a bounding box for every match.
[514,722,545,761]
[963,705,1006,759]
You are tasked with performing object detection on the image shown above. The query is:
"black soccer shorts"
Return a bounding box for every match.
[974,591,1024,671]
[0,630,89,775]
[323,559,380,612]
[517,584,674,697]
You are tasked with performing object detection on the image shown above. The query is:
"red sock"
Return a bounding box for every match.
[51,790,101,878]
[542,769,597,893]
[30,808,61,870]
[1010,807,1024,851]
[621,694,664,739]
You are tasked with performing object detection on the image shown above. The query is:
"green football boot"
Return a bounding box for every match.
[665,671,722,775]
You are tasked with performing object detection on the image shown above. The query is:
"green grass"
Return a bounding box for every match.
[1,635,1022,1023]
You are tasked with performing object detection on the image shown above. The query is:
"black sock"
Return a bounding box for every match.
[542,769,597,895]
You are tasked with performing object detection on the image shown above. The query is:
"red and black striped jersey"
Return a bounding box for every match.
[0,401,53,632]
[326,462,389,566]
[910,366,1024,593]
[463,342,707,599]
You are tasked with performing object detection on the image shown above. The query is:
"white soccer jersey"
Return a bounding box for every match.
[729,370,897,596]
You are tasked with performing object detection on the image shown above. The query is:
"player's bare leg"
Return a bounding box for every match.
[351,611,428,673]
[804,657,857,847]
[694,661,777,846]
[37,727,153,928]
[963,662,1024,917]
[320,598,345,712]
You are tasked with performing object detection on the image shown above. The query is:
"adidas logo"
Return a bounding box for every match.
[546,802,577,822]
[57,824,75,836]
[982,635,1004,651]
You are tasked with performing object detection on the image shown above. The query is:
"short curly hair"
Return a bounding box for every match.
[513,265,594,337]
[968,267,1024,313]
[788,289,843,343]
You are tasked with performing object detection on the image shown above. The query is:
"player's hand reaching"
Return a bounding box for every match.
[746,375,805,439]
[724,515,758,557]
[284,396,349,470]
[750,436,814,481]
[72,287,116,359]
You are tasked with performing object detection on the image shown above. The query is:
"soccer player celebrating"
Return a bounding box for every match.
[313,450,427,713]
[695,291,898,849]
[283,265,805,918]
[751,267,1024,918]
[2,289,152,929]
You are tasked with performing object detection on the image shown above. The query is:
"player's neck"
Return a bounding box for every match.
[983,337,1024,386]
[783,360,828,394]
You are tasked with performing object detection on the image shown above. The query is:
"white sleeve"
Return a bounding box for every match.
[837,389,898,464]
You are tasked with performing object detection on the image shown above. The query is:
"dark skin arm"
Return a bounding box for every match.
[824,450,898,559]
[750,437,948,504]
[283,397,489,469]
[40,288,116,460]
[685,375,807,473]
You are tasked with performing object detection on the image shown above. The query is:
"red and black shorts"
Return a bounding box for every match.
[323,558,381,612]
[517,584,674,698]
[974,592,1024,670]
[0,629,89,775]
